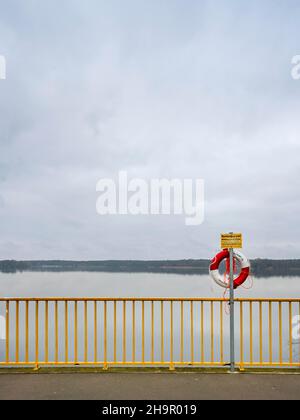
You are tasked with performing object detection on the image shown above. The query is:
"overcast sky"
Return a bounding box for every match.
[0,0,300,260]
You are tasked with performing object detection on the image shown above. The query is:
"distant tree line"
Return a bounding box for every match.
[0,259,300,277]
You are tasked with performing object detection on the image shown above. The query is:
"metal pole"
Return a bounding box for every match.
[229,245,235,372]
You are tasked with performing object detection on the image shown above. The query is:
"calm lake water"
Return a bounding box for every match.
[0,272,299,366]
[0,271,299,298]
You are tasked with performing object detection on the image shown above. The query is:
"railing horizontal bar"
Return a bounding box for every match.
[235,298,300,303]
[0,297,299,303]
[0,297,230,302]
[1,361,299,367]
[0,361,228,366]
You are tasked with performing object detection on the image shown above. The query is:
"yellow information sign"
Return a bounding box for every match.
[221,233,243,249]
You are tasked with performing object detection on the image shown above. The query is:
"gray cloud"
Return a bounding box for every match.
[0,0,300,259]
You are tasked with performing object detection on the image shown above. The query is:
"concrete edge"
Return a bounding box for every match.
[0,367,300,375]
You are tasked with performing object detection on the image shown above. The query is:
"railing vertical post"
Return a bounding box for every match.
[160,301,164,363]
[123,301,126,363]
[15,301,19,364]
[25,301,29,363]
[35,301,39,368]
[229,246,235,372]
[113,301,117,363]
[94,301,98,363]
[103,301,107,370]
[132,301,135,363]
[55,301,58,364]
[74,301,78,365]
[5,301,9,364]
[170,301,174,370]
[65,301,68,364]
[45,301,49,364]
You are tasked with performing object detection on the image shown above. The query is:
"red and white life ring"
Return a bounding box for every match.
[209,249,250,289]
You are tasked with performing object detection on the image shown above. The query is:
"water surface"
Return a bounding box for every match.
[0,271,299,298]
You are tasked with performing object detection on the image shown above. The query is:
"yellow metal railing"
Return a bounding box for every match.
[0,298,299,369]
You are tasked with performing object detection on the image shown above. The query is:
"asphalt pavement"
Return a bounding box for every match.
[0,372,300,400]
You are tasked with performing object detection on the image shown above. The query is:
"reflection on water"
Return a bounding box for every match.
[0,272,299,366]
[0,271,299,298]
